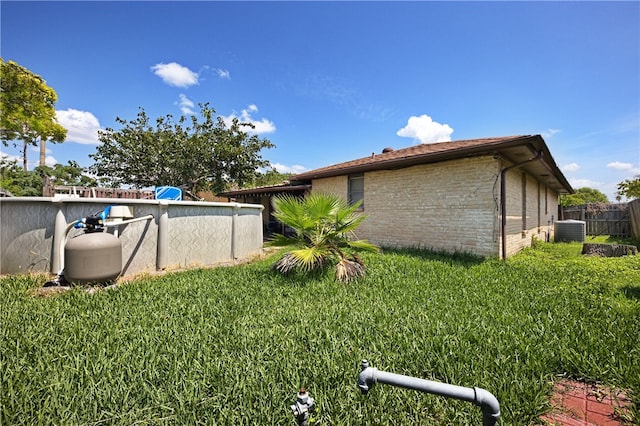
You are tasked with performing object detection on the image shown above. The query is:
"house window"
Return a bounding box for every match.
[348,174,364,209]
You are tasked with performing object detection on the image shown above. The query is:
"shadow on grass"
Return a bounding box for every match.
[266,264,329,287]
[621,285,640,300]
[379,246,486,267]
[603,236,640,249]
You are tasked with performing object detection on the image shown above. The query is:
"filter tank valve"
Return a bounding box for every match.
[290,388,315,426]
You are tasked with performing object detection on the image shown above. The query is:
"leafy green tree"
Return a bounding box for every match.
[1,58,67,170]
[1,157,43,196]
[560,187,609,206]
[248,167,292,188]
[616,176,640,200]
[39,161,98,187]
[1,158,97,196]
[269,193,380,282]
[89,104,274,194]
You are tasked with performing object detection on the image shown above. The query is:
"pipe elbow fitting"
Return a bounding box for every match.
[474,387,501,423]
[357,360,377,393]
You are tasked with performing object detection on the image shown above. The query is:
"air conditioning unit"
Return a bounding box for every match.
[555,220,586,243]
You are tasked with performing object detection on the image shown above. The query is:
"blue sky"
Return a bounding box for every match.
[1,1,638,201]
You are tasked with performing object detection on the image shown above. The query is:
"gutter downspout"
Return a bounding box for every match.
[500,149,543,260]
[358,360,500,426]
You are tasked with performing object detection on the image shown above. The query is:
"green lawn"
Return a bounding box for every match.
[1,241,638,425]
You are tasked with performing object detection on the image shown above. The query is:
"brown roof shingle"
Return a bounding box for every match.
[291,134,573,194]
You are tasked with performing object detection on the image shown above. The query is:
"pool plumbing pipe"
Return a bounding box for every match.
[290,388,315,426]
[357,360,500,426]
[45,205,154,286]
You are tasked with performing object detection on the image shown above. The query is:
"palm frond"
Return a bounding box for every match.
[270,192,380,281]
[335,257,366,283]
[267,233,303,248]
[346,239,381,253]
[271,195,313,235]
[275,247,330,273]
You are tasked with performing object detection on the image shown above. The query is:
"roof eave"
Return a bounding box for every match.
[291,135,574,195]
[292,135,539,181]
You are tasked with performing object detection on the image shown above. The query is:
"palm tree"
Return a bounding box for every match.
[269,192,380,282]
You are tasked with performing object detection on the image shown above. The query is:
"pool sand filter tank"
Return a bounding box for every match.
[45,205,153,286]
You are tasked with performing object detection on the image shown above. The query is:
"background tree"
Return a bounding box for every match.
[89,104,274,194]
[39,161,98,187]
[0,158,96,196]
[560,187,609,207]
[0,58,67,170]
[616,176,640,200]
[0,158,41,196]
[245,167,292,188]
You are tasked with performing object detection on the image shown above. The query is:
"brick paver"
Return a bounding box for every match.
[540,379,633,425]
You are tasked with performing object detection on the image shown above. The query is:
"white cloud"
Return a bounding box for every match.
[1,151,19,162]
[151,62,199,88]
[396,114,454,144]
[45,155,57,167]
[56,109,102,144]
[607,161,640,175]
[607,161,633,171]
[216,69,230,79]
[223,105,276,135]
[542,128,561,139]
[562,163,580,173]
[177,94,195,115]
[570,178,603,189]
[270,163,308,174]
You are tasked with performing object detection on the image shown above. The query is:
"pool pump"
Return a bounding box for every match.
[45,205,153,286]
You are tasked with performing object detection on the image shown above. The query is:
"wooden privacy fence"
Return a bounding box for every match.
[628,199,640,238]
[561,203,637,237]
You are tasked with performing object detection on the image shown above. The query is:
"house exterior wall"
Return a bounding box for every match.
[311,175,349,201]
[311,155,559,258]
[313,156,501,257]
[502,169,557,257]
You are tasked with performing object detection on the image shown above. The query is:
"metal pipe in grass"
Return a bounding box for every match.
[357,360,500,426]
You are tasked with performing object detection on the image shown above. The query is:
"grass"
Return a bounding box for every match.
[1,240,639,425]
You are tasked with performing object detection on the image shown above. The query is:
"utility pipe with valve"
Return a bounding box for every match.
[357,360,500,426]
[290,388,315,426]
